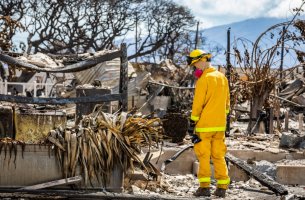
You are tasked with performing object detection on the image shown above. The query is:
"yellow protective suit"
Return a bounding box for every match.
[191,66,230,189]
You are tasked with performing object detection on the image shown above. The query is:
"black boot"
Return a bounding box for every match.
[193,187,211,197]
[214,188,226,198]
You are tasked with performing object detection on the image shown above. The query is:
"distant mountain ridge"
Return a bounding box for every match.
[203,17,288,64]
[203,17,287,47]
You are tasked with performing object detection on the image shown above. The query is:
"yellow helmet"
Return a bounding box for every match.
[187,49,212,66]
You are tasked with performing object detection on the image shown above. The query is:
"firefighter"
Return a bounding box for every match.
[187,49,230,197]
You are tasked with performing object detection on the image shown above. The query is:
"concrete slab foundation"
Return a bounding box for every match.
[0,144,123,192]
[228,149,305,162]
[148,147,305,185]
[276,165,305,185]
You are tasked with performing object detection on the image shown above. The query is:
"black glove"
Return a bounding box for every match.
[191,134,201,144]
[188,120,201,144]
[187,120,196,135]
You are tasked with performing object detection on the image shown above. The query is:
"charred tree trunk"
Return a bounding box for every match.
[247,89,270,134]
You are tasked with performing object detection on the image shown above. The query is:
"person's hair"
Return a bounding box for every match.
[201,56,211,62]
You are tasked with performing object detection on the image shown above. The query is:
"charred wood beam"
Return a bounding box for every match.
[0,51,121,73]
[1,51,23,57]
[0,94,122,105]
[226,153,288,196]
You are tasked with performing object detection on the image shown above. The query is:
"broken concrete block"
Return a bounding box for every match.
[279,132,305,148]
[253,160,276,180]
[228,163,250,182]
[276,165,305,185]
[128,171,149,181]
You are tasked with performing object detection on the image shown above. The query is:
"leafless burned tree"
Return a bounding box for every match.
[25,0,136,54]
[231,1,305,133]
[0,0,195,62]
[0,0,25,51]
[127,0,195,62]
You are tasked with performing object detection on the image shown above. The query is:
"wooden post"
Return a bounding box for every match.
[269,108,274,134]
[226,28,231,137]
[119,43,128,112]
[299,113,303,133]
[4,80,7,94]
[285,111,289,132]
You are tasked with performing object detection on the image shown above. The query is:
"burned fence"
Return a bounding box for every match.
[0,43,128,111]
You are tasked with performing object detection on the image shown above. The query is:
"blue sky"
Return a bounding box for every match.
[174,0,304,28]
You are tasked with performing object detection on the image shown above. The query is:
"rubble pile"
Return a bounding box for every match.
[279,79,305,105]
[135,59,189,86]
[280,132,305,149]
[126,174,285,199]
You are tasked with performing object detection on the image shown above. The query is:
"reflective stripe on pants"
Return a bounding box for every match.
[193,131,230,188]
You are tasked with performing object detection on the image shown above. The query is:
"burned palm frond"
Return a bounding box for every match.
[46,111,163,187]
[0,137,26,167]
[12,141,17,168]
[0,140,4,155]
[19,141,26,159]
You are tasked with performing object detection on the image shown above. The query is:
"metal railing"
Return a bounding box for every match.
[0,80,64,97]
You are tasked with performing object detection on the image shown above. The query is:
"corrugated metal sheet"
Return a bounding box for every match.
[74,58,135,88]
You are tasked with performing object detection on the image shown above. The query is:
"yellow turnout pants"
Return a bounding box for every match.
[193,131,230,189]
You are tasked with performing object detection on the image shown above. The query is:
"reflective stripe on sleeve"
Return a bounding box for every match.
[191,115,200,121]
